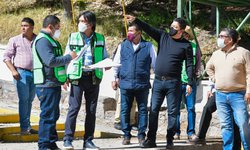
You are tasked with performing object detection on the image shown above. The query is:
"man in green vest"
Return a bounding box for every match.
[32,15,77,150]
[62,11,108,150]
[174,26,201,141]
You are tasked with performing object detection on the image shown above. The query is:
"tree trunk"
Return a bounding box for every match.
[62,0,73,20]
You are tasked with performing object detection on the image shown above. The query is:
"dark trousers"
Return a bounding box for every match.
[198,94,241,150]
[147,78,181,141]
[64,75,99,142]
[36,86,61,150]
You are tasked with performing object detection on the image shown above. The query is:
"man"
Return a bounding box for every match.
[112,22,156,146]
[32,15,77,150]
[62,11,108,150]
[206,28,250,150]
[3,17,38,135]
[126,15,193,149]
[190,81,241,150]
[175,26,201,140]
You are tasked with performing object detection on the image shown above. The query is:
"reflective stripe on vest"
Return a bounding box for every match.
[181,42,197,83]
[32,32,67,84]
[67,32,104,80]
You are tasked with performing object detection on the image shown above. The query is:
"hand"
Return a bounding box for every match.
[207,91,214,100]
[12,70,20,80]
[125,15,136,23]
[112,81,118,90]
[186,84,192,96]
[245,93,250,104]
[63,80,70,91]
[105,67,111,71]
[70,51,77,59]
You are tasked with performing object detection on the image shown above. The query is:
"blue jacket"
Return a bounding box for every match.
[119,39,152,90]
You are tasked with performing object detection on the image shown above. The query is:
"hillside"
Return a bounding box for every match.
[0,0,249,60]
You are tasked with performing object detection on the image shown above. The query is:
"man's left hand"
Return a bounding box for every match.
[245,93,250,104]
[186,85,192,96]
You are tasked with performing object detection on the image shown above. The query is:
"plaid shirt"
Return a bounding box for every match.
[3,34,36,70]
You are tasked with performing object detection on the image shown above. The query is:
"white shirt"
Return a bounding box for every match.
[112,40,157,81]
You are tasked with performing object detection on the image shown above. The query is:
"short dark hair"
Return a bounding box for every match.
[173,18,187,30]
[128,22,142,32]
[221,28,239,44]
[78,11,96,31]
[42,15,60,28]
[22,17,34,26]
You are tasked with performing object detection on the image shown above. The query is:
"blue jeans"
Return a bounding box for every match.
[15,69,35,131]
[216,91,250,150]
[176,83,196,136]
[120,88,149,139]
[36,86,61,149]
[147,78,181,141]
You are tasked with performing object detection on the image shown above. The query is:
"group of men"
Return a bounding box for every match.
[2,10,250,150]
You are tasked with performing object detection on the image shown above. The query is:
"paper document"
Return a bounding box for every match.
[83,58,121,69]
[67,45,87,74]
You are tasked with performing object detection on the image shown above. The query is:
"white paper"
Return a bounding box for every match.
[67,45,87,74]
[83,58,121,69]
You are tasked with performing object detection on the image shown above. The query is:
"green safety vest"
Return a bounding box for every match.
[32,32,67,84]
[67,32,104,83]
[181,42,197,83]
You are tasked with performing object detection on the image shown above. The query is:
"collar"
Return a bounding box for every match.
[221,44,237,54]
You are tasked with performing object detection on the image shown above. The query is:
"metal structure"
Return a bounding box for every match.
[177,0,250,36]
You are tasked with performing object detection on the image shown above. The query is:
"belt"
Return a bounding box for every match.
[155,74,175,81]
[16,67,33,72]
[82,71,92,76]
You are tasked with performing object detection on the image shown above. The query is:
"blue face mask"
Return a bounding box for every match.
[217,38,225,48]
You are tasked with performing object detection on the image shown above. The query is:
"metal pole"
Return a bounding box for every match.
[216,7,220,37]
[177,0,183,18]
[236,12,250,31]
[189,0,192,20]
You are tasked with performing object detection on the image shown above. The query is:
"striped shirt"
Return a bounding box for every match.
[3,34,36,70]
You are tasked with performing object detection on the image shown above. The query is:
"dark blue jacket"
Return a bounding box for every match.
[119,39,152,90]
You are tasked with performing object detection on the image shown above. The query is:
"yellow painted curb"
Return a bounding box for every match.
[2,130,84,142]
[0,108,39,123]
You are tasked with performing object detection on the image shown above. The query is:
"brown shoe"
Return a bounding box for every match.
[21,128,38,135]
[122,137,131,145]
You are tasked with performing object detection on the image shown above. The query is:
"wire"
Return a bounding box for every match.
[122,0,128,35]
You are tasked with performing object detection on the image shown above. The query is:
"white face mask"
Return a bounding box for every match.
[53,29,61,39]
[217,38,225,48]
[78,22,88,32]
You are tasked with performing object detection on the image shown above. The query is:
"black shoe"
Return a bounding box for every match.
[122,137,131,145]
[141,139,157,148]
[83,140,99,150]
[166,139,174,149]
[114,123,122,130]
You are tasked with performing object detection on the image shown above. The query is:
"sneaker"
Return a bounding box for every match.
[138,137,145,147]
[141,139,157,148]
[114,123,122,130]
[166,139,174,149]
[122,137,131,145]
[83,140,99,150]
[174,134,180,140]
[62,140,74,150]
[21,128,38,135]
